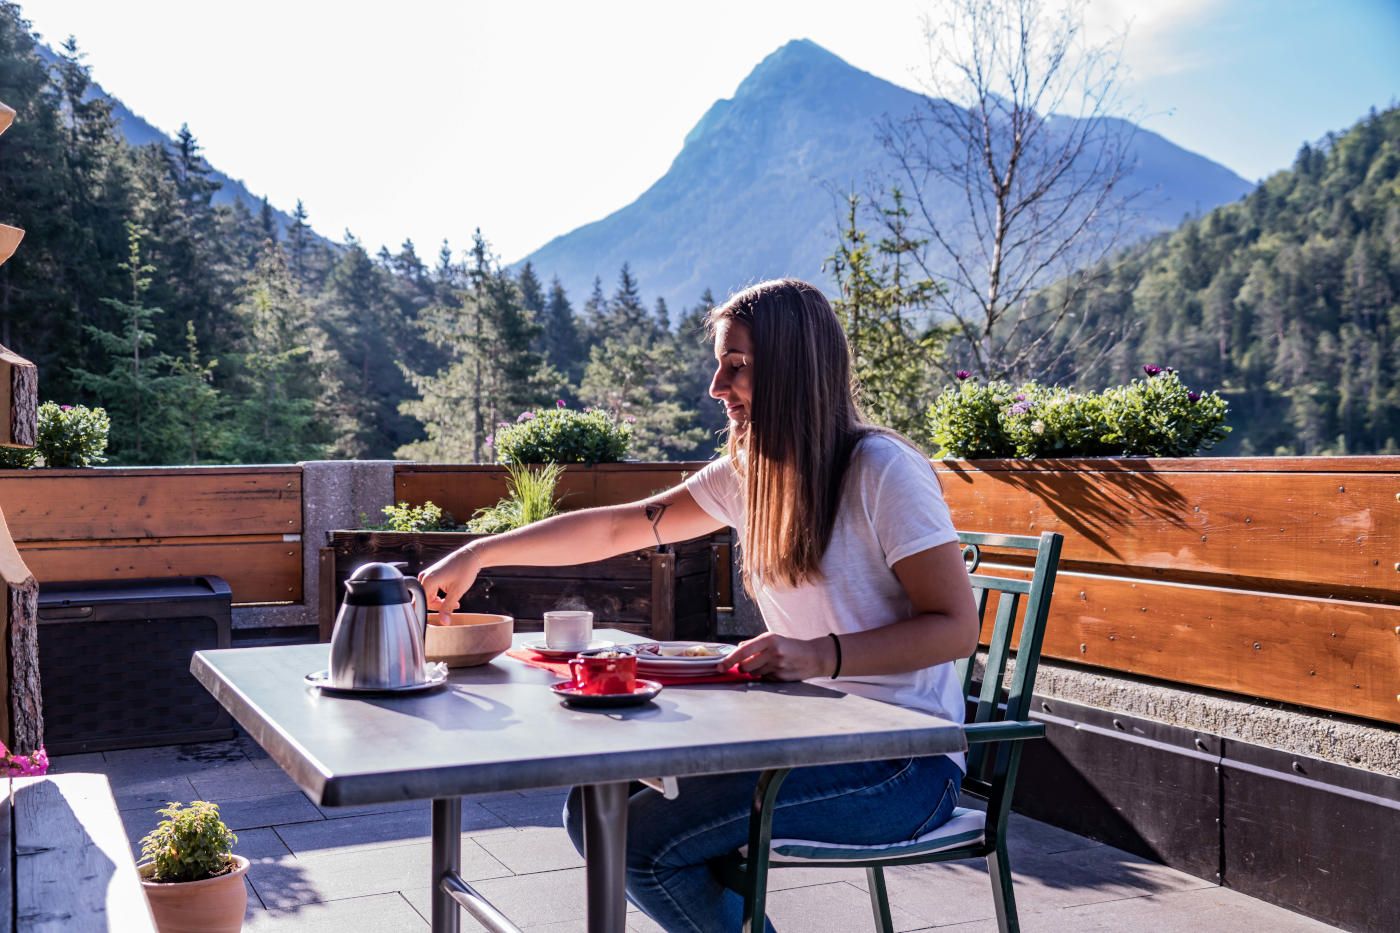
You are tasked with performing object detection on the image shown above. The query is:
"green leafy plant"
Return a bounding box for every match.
[491,404,631,464]
[368,500,456,532]
[928,368,1229,458]
[0,402,110,469]
[467,462,564,533]
[138,800,237,883]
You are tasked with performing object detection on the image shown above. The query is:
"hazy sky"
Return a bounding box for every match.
[14,0,1400,264]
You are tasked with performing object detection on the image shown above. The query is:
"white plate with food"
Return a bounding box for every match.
[634,641,734,673]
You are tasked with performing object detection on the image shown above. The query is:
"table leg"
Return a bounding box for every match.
[431,797,462,933]
[580,782,629,933]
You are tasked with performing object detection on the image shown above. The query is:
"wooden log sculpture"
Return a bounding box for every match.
[0,97,42,758]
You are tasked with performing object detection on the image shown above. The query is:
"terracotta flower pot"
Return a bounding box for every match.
[140,855,249,933]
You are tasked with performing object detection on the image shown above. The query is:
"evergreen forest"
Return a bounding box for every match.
[1,0,1396,463]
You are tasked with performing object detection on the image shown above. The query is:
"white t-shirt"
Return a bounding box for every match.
[685,433,967,771]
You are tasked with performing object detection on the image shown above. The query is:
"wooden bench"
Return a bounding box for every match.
[2,773,155,932]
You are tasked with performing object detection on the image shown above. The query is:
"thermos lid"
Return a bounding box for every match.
[344,562,412,606]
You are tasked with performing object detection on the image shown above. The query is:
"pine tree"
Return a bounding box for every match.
[828,193,946,439]
[158,321,226,464]
[399,231,561,462]
[226,245,334,463]
[541,276,585,387]
[579,267,705,459]
[74,222,176,463]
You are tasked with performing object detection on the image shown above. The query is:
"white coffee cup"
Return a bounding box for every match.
[543,610,593,651]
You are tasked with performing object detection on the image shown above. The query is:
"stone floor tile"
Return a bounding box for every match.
[766,880,929,932]
[110,774,200,812]
[190,766,302,801]
[46,751,106,773]
[929,884,1339,932]
[473,826,586,874]
[274,803,509,857]
[102,739,256,780]
[234,827,294,861]
[479,791,570,828]
[403,867,590,929]
[120,791,324,850]
[248,839,511,909]
[241,892,427,932]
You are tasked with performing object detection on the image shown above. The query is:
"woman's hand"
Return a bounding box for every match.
[724,632,836,681]
[418,546,483,625]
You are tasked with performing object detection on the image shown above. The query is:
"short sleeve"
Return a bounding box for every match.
[684,456,742,527]
[860,437,959,567]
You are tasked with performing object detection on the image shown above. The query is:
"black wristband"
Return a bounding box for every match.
[828,633,843,680]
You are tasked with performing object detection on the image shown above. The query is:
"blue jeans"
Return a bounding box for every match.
[563,754,963,933]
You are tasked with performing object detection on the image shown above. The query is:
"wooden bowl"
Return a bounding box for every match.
[425,613,514,667]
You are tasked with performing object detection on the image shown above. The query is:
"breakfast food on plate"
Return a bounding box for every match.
[684,644,725,657]
[650,643,727,658]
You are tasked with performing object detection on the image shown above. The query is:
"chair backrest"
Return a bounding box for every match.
[955,530,1063,798]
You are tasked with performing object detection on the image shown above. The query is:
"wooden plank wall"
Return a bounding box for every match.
[0,466,302,605]
[937,456,1400,725]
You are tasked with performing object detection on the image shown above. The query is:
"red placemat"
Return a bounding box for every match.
[505,648,755,686]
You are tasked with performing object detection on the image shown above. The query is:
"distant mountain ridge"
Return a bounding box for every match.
[519,39,1254,310]
[35,42,303,237]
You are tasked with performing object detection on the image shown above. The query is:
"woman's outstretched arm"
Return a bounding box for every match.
[418,484,723,623]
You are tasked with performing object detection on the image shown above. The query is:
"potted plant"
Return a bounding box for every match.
[325,406,721,642]
[137,800,249,933]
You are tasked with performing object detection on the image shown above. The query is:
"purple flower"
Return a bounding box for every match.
[60,404,73,411]
[1015,394,1026,402]
[517,411,535,422]
[624,415,637,424]
[1009,401,1031,415]
[556,399,566,408]
[1165,366,1175,375]
[1187,391,1200,403]
[485,434,494,446]
[955,370,972,380]
[1143,364,1162,377]
[498,421,510,428]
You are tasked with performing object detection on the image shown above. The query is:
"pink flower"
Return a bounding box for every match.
[516,411,535,422]
[1142,364,1162,377]
[955,370,972,380]
[485,434,494,446]
[556,399,566,408]
[624,415,636,424]
[60,404,73,411]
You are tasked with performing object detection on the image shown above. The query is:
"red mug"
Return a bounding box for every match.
[567,648,638,695]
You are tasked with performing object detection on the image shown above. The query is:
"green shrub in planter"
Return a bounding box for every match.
[138,800,238,883]
[367,500,456,532]
[0,401,110,469]
[492,403,631,464]
[1098,368,1231,457]
[467,462,564,533]
[927,367,1229,458]
[926,378,1019,459]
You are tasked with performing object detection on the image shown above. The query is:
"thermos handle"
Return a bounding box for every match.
[404,577,428,636]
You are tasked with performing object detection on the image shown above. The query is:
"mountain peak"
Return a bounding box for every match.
[734,38,857,97]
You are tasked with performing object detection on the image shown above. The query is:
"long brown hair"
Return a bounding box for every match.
[707,279,871,590]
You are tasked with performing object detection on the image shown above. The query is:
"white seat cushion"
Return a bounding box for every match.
[744,806,986,865]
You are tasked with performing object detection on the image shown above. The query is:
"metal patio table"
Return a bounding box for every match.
[190,631,967,933]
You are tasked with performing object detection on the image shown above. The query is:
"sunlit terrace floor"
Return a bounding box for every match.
[52,732,1337,932]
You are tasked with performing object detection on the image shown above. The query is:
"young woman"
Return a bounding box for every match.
[419,278,979,932]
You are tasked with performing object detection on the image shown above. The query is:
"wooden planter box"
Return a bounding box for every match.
[320,530,722,643]
[935,455,1400,725]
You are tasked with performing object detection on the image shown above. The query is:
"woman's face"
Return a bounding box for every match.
[709,319,754,426]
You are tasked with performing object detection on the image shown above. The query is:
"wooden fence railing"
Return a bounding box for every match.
[0,466,303,605]
[935,456,1400,726]
[1,456,1393,725]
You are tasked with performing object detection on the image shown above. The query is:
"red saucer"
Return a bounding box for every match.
[550,678,663,708]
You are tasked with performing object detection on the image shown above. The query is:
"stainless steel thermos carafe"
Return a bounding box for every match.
[329,562,428,689]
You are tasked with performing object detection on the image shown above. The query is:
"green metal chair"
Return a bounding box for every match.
[729,530,1064,933]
